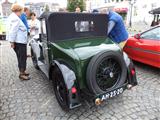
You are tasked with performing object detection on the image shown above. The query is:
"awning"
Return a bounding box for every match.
[149,7,160,14]
[113,8,128,13]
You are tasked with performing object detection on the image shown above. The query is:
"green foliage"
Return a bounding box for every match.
[67,0,85,12]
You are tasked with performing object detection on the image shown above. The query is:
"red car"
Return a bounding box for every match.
[124,26,160,68]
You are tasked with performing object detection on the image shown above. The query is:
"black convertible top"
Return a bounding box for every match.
[39,12,108,42]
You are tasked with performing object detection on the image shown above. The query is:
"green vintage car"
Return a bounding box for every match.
[30,12,137,110]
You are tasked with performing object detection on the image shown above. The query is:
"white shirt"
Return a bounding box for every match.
[29,19,40,36]
[6,12,28,44]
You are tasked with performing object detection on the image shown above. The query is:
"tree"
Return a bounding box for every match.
[45,4,50,12]
[67,0,85,12]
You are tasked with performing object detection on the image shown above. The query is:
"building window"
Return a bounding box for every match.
[75,21,94,32]
[104,0,108,3]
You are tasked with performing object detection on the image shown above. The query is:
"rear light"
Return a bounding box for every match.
[131,69,135,76]
[71,87,77,94]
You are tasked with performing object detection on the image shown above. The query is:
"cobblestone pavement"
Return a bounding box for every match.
[0,41,160,120]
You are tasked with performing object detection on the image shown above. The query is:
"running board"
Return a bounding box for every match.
[38,61,49,78]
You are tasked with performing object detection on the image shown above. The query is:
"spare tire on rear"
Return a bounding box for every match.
[86,51,127,95]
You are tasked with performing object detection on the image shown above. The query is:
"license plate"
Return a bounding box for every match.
[100,87,124,101]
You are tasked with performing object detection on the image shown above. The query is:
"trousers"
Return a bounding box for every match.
[13,43,27,72]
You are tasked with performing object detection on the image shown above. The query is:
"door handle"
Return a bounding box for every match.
[45,48,50,50]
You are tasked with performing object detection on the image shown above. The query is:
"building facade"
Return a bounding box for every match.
[0,2,2,16]
[25,2,60,17]
[86,0,128,11]
[1,0,12,16]
[86,0,160,25]
[133,0,160,24]
[86,0,129,24]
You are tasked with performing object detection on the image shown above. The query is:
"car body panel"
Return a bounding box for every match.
[51,37,120,60]
[48,37,121,89]
[124,26,160,68]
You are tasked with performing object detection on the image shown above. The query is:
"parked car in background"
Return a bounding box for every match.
[149,7,160,27]
[0,17,7,40]
[124,26,160,68]
[30,12,137,110]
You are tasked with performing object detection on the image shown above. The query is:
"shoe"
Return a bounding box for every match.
[19,74,30,80]
[23,72,30,76]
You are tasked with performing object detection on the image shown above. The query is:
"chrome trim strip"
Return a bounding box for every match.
[125,46,160,55]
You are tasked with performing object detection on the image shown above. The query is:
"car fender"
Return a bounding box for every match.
[29,36,42,61]
[50,60,81,109]
[127,60,138,86]
[123,52,131,67]
[51,60,76,90]
[123,52,138,86]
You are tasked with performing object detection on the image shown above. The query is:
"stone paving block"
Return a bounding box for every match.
[88,114,97,120]
[54,116,61,120]
[69,114,78,119]
[60,116,69,120]
[78,115,86,120]
[130,114,138,119]
[109,116,118,120]
[114,113,122,119]
[98,116,106,120]
[68,118,74,120]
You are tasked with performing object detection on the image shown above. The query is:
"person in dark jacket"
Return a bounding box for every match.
[107,10,128,48]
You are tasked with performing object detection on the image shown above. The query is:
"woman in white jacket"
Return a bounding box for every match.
[7,4,30,80]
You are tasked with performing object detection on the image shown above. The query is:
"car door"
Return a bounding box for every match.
[38,19,50,77]
[134,26,160,66]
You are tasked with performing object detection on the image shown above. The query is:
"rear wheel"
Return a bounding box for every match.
[87,51,127,95]
[31,48,39,70]
[52,67,69,110]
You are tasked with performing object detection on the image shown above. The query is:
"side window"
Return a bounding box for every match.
[141,27,160,40]
[41,19,47,35]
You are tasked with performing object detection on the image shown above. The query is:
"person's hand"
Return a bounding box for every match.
[30,25,36,29]
[10,42,15,48]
